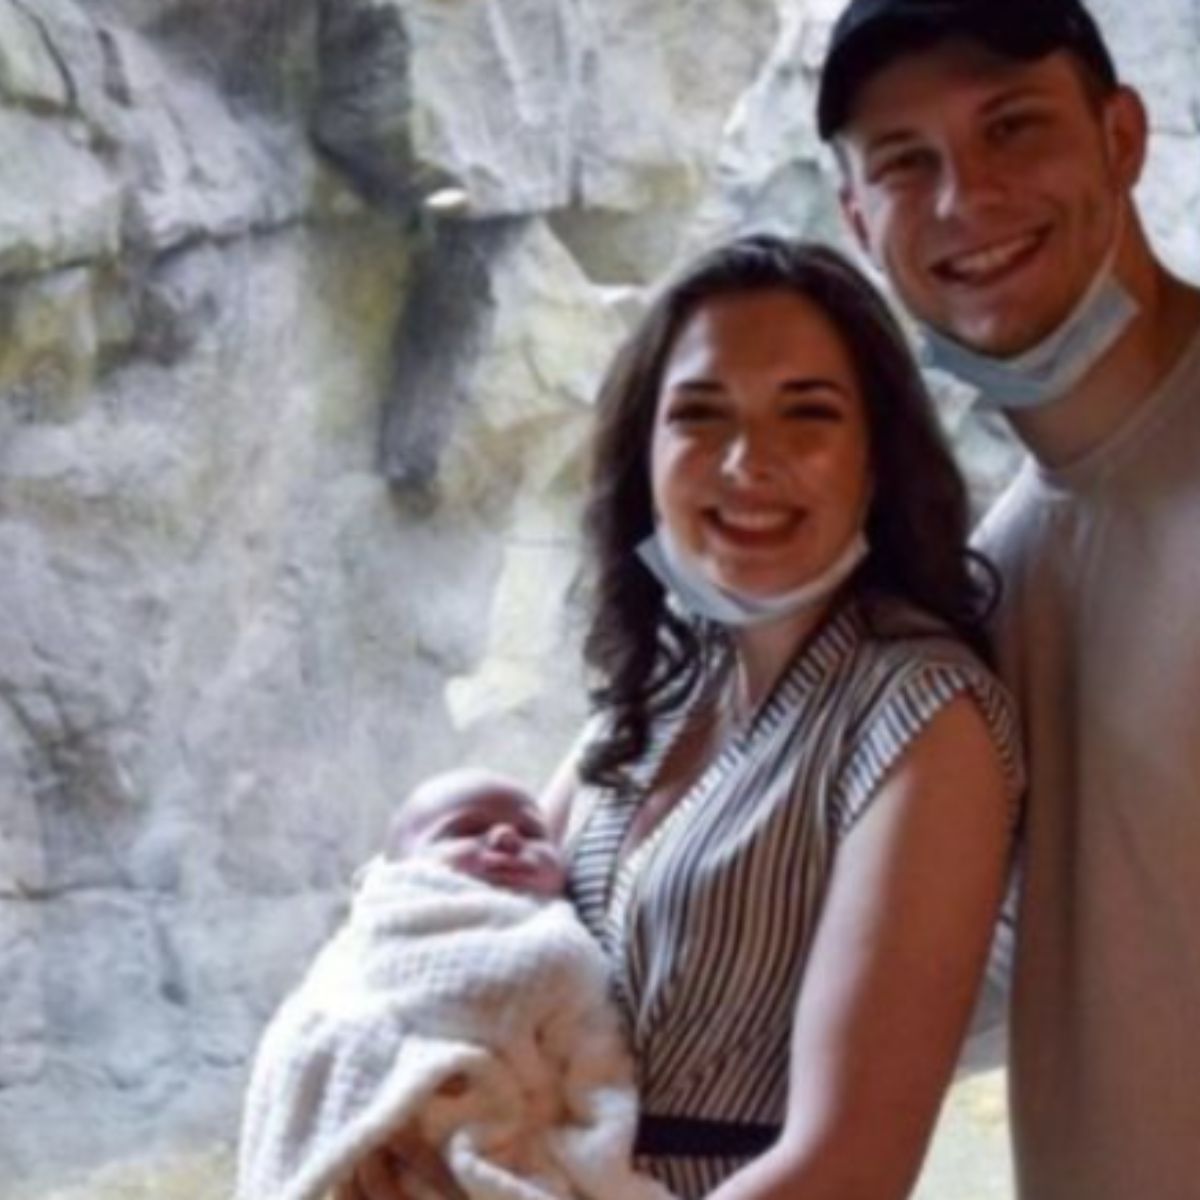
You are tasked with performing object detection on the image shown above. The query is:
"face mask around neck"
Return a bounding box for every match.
[921,225,1139,411]
[635,526,869,628]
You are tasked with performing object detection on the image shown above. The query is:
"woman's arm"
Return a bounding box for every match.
[709,694,1012,1200]
[540,739,584,845]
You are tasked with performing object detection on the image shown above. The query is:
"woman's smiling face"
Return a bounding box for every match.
[650,287,873,602]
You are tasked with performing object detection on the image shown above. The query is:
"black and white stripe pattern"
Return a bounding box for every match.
[567,601,1023,1198]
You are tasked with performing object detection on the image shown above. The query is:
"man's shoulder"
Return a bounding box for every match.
[971,460,1044,565]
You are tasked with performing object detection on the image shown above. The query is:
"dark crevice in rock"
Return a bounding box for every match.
[139,0,313,114]
[311,0,457,215]
[380,218,528,494]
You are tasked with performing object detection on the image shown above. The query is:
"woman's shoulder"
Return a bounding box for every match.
[844,595,1000,683]
[812,598,1025,838]
[836,597,1019,757]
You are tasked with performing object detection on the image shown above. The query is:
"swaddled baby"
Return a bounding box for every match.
[237,768,669,1200]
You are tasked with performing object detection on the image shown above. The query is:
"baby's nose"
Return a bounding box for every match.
[486,823,522,850]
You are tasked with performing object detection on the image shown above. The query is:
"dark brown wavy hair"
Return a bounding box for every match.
[579,235,998,790]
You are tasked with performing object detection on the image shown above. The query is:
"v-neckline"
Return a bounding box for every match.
[602,602,862,931]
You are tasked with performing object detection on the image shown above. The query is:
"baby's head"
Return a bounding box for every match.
[385,767,565,898]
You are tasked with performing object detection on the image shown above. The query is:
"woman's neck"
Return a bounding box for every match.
[728,597,837,716]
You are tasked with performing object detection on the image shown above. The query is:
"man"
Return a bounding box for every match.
[817,1,1200,1198]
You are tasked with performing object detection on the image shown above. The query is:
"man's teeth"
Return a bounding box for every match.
[942,233,1041,281]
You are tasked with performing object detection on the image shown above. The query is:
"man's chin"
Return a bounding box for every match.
[933,304,1067,359]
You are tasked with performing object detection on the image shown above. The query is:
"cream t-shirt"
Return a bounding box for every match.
[977,330,1200,1200]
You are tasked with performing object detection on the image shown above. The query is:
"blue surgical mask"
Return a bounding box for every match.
[636,526,869,628]
[921,232,1139,411]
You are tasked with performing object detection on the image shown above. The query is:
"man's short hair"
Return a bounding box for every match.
[817,0,1119,141]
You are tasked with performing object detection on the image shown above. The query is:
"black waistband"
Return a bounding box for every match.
[635,1114,781,1159]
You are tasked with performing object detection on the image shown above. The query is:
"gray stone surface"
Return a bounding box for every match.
[0,0,72,110]
[1,0,1198,1196]
[312,0,578,215]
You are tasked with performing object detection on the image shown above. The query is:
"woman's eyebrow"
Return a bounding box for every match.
[669,377,848,394]
[779,377,851,396]
[666,377,726,392]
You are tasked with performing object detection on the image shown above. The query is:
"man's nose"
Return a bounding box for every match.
[935,146,1005,220]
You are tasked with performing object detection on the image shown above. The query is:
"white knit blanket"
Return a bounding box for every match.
[237,859,672,1200]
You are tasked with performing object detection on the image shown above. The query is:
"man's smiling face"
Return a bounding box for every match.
[836,39,1144,357]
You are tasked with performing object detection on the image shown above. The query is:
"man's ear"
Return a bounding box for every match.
[1103,85,1149,191]
[839,183,874,261]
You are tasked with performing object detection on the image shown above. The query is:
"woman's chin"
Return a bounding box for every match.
[709,568,813,600]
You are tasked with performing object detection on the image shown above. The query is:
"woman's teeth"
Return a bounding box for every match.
[714,509,797,534]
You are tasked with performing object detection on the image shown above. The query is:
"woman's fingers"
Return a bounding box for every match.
[362,1148,410,1198]
[331,1147,409,1200]
[385,1130,467,1200]
[331,1139,468,1200]
[331,1126,467,1200]
[332,1171,366,1200]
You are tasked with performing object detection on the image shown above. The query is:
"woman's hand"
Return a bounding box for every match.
[333,1127,467,1200]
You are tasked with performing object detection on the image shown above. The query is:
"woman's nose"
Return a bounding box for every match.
[721,426,779,481]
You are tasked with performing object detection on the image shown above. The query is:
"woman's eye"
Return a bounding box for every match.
[665,399,726,424]
[782,400,842,422]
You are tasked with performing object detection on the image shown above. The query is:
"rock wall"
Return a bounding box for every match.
[1,0,1197,1195]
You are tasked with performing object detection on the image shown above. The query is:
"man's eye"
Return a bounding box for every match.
[870,148,934,183]
[990,111,1045,143]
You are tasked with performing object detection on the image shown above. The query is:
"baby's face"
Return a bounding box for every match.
[394,772,565,898]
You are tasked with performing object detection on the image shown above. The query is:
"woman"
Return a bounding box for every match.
[340,236,1021,1199]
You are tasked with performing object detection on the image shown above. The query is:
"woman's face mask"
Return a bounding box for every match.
[637,525,870,628]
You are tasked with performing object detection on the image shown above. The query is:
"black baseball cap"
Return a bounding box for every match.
[817,0,1118,140]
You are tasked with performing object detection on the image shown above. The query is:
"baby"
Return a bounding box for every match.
[237,768,669,1200]
[381,769,566,899]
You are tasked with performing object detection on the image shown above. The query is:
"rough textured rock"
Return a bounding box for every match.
[416,219,628,738]
[1,0,1198,1197]
[577,0,779,209]
[552,0,779,283]
[312,0,578,215]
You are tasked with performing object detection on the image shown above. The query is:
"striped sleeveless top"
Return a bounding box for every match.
[566,601,1023,1198]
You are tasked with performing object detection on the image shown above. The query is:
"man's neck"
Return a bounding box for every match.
[1006,255,1200,469]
